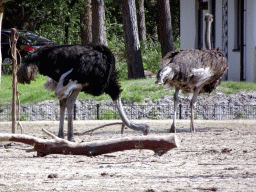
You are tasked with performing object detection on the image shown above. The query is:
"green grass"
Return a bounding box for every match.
[1,74,256,105]
[217,81,256,94]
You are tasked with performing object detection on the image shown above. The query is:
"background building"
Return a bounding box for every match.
[180,0,256,82]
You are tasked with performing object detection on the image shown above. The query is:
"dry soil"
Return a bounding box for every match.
[0,120,256,192]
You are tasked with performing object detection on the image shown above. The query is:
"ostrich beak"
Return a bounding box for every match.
[114,95,149,135]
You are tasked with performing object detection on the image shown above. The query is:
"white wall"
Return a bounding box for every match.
[227,1,241,81]
[254,0,256,46]
[180,0,256,82]
[180,0,197,49]
[245,0,256,82]
[215,1,223,49]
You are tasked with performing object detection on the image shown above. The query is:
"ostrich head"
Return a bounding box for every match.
[205,13,213,23]
[155,65,174,85]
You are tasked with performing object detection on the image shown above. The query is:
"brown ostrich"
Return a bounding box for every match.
[155,13,228,133]
[17,43,149,141]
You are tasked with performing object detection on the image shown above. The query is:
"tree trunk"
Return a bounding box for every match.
[0,132,179,157]
[64,16,70,44]
[80,0,92,44]
[64,0,78,44]
[136,0,146,41]
[0,1,3,88]
[91,0,107,46]
[148,0,158,41]
[122,0,145,79]
[158,0,175,57]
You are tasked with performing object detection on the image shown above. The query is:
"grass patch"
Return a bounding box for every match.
[218,81,256,94]
[1,74,256,105]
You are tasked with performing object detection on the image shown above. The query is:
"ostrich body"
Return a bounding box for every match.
[155,13,228,133]
[17,44,149,140]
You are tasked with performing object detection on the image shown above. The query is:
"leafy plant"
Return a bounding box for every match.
[98,109,120,120]
[236,111,246,119]
[20,112,29,121]
[148,108,160,119]
[1,63,12,75]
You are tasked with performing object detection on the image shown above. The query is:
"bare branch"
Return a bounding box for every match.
[75,122,124,136]
[42,128,59,139]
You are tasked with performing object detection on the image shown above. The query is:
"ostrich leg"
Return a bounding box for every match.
[55,69,83,141]
[190,87,201,132]
[58,98,67,138]
[66,90,80,141]
[170,88,179,133]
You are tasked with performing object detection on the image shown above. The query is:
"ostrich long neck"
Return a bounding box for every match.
[205,17,212,50]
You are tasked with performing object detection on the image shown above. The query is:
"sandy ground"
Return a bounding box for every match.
[0,119,256,192]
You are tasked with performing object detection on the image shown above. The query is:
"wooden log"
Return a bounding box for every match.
[0,131,179,157]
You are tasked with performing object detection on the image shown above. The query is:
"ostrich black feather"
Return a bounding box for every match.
[18,43,122,101]
[17,43,149,140]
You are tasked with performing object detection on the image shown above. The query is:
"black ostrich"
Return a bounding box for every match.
[17,43,149,141]
[155,13,228,133]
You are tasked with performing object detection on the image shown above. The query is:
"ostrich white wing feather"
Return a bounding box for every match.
[191,67,210,76]
[191,67,213,87]
[55,69,83,100]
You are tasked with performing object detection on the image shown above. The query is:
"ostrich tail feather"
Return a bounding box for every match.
[17,62,38,84]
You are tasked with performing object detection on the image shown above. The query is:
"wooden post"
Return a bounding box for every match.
[11,28,18,133]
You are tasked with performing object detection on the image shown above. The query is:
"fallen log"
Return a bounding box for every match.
[0,129,179,157]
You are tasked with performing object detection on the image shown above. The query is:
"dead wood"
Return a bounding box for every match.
[0,131,179,157]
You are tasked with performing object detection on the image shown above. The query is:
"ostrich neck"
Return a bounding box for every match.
[205,20,212,50]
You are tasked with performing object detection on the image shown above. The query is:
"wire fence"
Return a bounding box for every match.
[1,103,256,121]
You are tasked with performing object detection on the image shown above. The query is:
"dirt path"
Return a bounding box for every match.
[0,120,256,192]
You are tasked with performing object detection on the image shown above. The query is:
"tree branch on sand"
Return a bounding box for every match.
[0,129,180,157]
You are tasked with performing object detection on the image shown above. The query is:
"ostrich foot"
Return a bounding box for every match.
[169,124,176,133]
[58,132,65,139]
[190,124,196,133]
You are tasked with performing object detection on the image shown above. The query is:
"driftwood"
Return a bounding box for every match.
[0,129,179,157]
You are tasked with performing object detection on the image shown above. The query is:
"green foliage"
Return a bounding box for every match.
[98,109,120,120]
[20,112,29,121]
[141,39,162,74]
[3,0,84,44]
[3,0,180,44]
[148,108,160,119]
[1,63,12,75]
[108,35,128,79]
[236,111,247,119]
